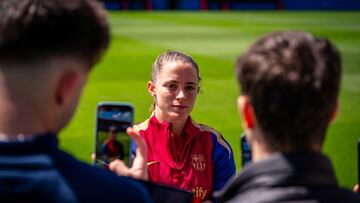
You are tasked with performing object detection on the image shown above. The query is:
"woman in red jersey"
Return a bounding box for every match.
[111,50,235,203]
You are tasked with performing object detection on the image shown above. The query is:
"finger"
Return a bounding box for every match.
[126,127,148,181]
[109,159,130,176]
[353,184,359,193]
[127,127,147,161]
[91,153,96,160]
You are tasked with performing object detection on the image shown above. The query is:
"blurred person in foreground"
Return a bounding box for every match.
[0,0,151,202]
[214,31,360,202]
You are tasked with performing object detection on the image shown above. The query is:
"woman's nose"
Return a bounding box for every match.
[176,89,186,99]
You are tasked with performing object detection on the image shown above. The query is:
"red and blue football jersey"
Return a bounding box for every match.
[133,115,235,201]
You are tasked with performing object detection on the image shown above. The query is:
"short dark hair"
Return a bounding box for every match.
[0,0,110,67]
[237,31,341,151]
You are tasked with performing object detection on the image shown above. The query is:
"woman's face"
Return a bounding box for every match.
[149,62,199,123]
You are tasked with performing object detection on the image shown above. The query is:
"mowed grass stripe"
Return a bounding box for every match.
[109,12,360,73]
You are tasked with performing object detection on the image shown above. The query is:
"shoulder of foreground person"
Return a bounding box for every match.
[52,148,153,203]
[221,185,360,203]
[215,152,360,203]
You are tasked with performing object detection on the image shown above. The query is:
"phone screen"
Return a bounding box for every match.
[94,103,133,169]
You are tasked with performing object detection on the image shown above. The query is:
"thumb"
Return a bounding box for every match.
[109,159,131,177]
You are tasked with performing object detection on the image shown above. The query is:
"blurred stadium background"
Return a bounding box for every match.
[99,0,360,10]
[60,0,360,189]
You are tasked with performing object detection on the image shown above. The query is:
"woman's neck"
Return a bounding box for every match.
[154,109,187,137]
[172,120,186,137]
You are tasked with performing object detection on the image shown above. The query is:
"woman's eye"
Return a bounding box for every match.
[186,86,196,91]
[168,84,177,89]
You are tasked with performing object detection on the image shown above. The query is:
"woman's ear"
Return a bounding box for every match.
[147,81,156,97]
[55,71,80,106]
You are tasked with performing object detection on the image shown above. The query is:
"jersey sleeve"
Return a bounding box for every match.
[101,142,107,155]
[211,132,236,192]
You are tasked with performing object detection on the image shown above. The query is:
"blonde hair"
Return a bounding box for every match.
[150,50,201,112]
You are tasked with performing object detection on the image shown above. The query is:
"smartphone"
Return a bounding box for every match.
[240,133,252,167]
[94,102,134,169]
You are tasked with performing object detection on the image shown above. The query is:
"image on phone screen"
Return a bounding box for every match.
[94,103,133,169]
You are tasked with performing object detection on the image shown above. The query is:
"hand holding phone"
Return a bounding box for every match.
[109,126,148,181]
[94,102,134,169]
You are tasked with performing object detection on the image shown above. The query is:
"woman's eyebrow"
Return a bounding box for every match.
[163,80,197,85]
[186,81,197,85]
[163,80,179,84]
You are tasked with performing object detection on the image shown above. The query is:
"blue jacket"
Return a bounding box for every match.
[0,133,152,203]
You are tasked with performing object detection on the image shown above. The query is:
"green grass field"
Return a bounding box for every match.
[60,11,360,189]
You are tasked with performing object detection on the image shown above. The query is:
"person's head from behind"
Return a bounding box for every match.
[236,31,341,157]
[148,50,201,123]
[0,0,109,135]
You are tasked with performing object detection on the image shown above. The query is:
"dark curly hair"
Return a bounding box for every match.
[0,0,110,67]
[237,31,341,151]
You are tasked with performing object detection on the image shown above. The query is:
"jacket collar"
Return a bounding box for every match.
[149,115,200,145]
[148,115,201,168]
[0,132,58,155]
[215,152,338,202]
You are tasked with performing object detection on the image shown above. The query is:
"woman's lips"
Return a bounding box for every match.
[172,105,188,109]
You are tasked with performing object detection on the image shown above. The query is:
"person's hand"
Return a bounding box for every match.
[108,127,148,181]
[353,184,359,193]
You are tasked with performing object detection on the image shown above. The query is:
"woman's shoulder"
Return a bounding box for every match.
[191,120,233,155]
[197,123,222,137]
[190,119,222,137]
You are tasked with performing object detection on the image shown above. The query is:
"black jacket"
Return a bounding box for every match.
[215,152,360,203]
[0,133,152,203]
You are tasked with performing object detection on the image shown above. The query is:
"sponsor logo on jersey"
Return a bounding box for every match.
[192,186,207,200]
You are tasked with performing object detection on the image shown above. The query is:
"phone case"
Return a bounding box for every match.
[94,102,134,168]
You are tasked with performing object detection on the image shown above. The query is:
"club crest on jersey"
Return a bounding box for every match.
[191,154,206,171]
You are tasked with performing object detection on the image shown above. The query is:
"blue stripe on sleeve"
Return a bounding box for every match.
[211,132,236,192]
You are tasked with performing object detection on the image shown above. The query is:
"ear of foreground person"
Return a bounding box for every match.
[214,31,360,203]
[0,0,152,202]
